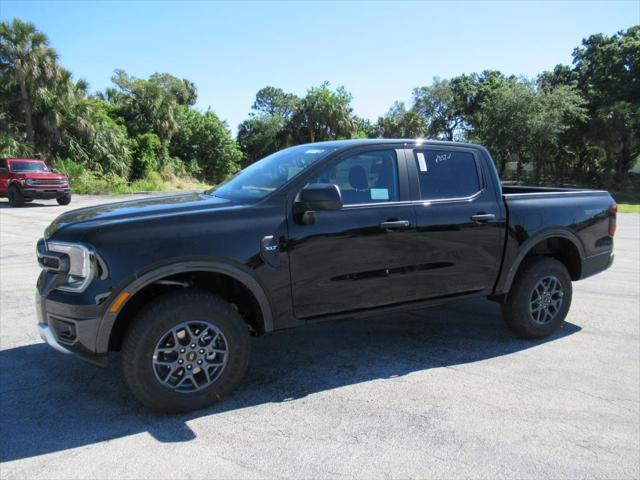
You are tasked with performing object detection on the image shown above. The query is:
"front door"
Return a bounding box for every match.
[287,148,418,318]
[0,159,9,196]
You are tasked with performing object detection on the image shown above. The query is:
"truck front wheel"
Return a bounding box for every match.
[8,185,24,207]
[121,290,250,412]
[501,257,573,339]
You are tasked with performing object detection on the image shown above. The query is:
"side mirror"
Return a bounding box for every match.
[298,183,343,212]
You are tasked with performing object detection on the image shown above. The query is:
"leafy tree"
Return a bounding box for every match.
[471,80,540,177]
[109,69,180,141]
[252,86,299,117]
[0,18,64,150]
[374,101,425,138]
[412,78,465,140]
[289,82,355,143]
[351,116,376,139]
[531,84,588,182]
[149,73,197,106]
[236,86,300,165]
[535,26,640,188]
[237,114,288,166]
[572,26,640,187]
[71,99,132,176]
[171,107,241,184]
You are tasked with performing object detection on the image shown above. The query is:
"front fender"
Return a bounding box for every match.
[95,257,275,353]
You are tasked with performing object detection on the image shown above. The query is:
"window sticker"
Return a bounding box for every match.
[370,188,389,200]
[417,152,427,172]
[435,152,452,163]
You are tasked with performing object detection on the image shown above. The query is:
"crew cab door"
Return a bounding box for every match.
[406,146,505,299]
[287,147,418,319]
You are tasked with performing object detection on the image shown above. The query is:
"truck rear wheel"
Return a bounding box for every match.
[121,289,250,412]
[501,257,572,338]
[8,186,24,207]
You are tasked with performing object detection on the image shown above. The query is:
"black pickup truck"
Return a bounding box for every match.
[36,139,616,412]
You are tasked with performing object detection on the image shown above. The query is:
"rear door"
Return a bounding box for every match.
[287,147,419,318]
[406,146,505,299]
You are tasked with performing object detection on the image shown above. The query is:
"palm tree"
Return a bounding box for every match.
[0,18,59,148]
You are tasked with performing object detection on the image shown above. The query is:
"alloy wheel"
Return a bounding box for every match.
[152,321,228,393]
[529,275,564,325]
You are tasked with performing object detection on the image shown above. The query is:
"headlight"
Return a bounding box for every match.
[46,242,96,292]
[25,179,35,186]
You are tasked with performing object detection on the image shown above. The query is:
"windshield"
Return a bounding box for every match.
[10,161,48,173]
[209,144,336,202]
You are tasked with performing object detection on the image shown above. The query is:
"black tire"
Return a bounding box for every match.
[501,257,573,339]
[56,194,71,205]
[8,185,24,207]
[121,289,250,413]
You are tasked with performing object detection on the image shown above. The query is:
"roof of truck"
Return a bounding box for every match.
[3,158,47,161]
[295,138,483,149]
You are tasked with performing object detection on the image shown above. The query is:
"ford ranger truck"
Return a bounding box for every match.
[0,158,71,207]
[35,140,616,412]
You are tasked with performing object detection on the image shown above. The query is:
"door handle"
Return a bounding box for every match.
[380,220,411,230]
[470,213,495,223]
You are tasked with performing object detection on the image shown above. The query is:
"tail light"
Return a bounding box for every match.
[609,204,617,236]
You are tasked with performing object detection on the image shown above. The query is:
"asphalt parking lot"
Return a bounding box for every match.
[0,194,638,479]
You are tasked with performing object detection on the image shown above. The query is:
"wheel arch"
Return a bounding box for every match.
[97,260,274,353]
[496,228,585,295]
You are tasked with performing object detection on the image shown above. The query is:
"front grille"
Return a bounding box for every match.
[33,178,66,186]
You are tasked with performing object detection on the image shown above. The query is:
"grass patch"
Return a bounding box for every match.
[611,192,640,214]
[56,161,208,195]
[617,204,640,213]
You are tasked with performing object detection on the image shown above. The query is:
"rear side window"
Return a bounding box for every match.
[414,150,480,200]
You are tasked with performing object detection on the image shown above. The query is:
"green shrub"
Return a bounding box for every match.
[131,133,165,179]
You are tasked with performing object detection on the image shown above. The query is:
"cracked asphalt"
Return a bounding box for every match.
[0,194,638,479]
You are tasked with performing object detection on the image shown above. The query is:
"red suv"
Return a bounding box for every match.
[0,158,71,207]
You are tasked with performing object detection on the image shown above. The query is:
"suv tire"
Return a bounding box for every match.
[8,185,24,207]
[56,194,72,205]
[501,257,572,339]
[121,289,250,413]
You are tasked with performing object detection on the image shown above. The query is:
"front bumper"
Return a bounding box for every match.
[36,283,109,367]
[38,323,72,354]
[23,187,70,200]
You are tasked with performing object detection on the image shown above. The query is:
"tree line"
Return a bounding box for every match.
[1,18,638,191]
[0,18,241,188]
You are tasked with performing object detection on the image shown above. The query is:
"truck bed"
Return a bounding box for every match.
[502,185,609,197]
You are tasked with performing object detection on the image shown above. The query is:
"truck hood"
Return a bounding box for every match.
[45,192,236,238]
[15,172,67,180]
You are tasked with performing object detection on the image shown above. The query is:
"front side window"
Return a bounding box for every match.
[210,144,336,203]
[414,150,480,200]
[9,160,48,173]
[313,150,399,205]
